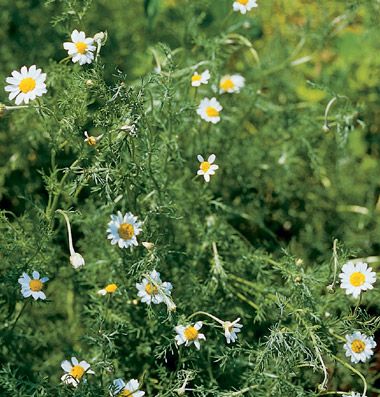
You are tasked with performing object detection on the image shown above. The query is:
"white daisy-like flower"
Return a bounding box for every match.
[339,262,376,298]
[107,211,143,249]
[61,357,95,387]
[343,331,376,364]
[219,74,245,94]
[4,65,47,105]
[111,378,145,397]
[84,131,103,146]
[136,270,172,305]
[197,154,219,182]
[233,0,258,14]
[196,97,223,124]
[191,70,210,87]
[18,271,49,300]
[63,30,96,65]
[175,321,206,350]
[98,283,118,296]
[223,318,243,344]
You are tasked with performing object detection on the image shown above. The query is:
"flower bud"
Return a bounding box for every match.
[142,241,155,250]
[70,252,85,269]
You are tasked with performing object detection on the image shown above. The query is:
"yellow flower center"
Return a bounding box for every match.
[220,78,235,92]
[19,77,36,94]
[200,161,211,172]
[349,272,365,287]
[237,0,249,5]
[119,390,133,397]
[105,284,118,293]
[75,42,88,54]
[87,136,97,146]
[192,74,202,82]
[118,223,134,240]
[351,339,366,353]
[145,283,158,295]
[184,326,198,341]
[69,365,85,380]
[206,107,219,118]
[29,279,43,292]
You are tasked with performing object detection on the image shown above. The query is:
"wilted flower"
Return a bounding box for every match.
[219,74,245,94]
[233,0,258,14]
[18,271,49,300]
[98,283,118,296]
[5,65,47,105]
[339,262,376,298]
[61,357,94,387]
[84,131,103,146]
[136,270,172,305]
[63,30,96,65]
[343,331,376,364]
[175,321,206,350]
[222,318,243,344]
[197,97,222,124]
[111,378,145,397]
[197,154,219,182]
[191,70,210,87]
[107,211,143,249]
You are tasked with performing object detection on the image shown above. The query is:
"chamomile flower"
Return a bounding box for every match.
[219,74,245,94]
[107,211,143,249]
[61,357,95,387]
[191,70,210,87]
[197,154,219,182]
[175,321,206,350]
[136,270,173,305]
[5,65,47,105]
[84,131,103,146]
[343,331,376,364]
[223,318,243,344]
[197,97,222,124]
[339,262,376,298]
[98,283,118,296]
[233,0,258,14]
[18,271,49,300]
[111,378,145,397]
[63,30,96,65]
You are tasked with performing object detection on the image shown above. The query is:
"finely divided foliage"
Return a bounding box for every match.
[0,0,380,396]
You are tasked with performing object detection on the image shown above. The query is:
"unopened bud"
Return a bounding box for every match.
[70,252,85,269]
[94,32,105,42]
[295,258,303,266]
[86,79,94,87]
[322,124,330,132]
[142,241,154,250]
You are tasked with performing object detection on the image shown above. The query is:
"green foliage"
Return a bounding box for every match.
[1,0,380,396]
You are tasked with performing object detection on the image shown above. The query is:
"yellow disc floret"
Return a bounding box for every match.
[75,42,88,54]
[184,326,198,341]
[192,74,202,83]
[19,78,36,94]
[237,0,249,5]
[69,365,85,380]
[206,107,219,117]
[86,136,97,146]
[119,390,133,397]
[220,78,235,92]
[349,272,365,287]
[29,279,43,292]
[118,223,134,240]
[200,162,211,173]
[105,284,118,294]
[145,283,158,295]
[351,339,366,353]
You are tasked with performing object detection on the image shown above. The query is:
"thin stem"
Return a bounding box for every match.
[187,311,224,326]
[56,210,75,256]
[10,300,29,332]
[332,354,367,397]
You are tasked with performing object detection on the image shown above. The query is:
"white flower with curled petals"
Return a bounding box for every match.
[175,321,206,350]
[136,270,173,305]
[191,70,210,87]
[111,378,145,397]
[339,261,376,298]
[63,30,96,65]
[107,211,143,249]
[197,97,222,123]
[219,74,245,94]
[5,65,47,105]
[60,357,94,387]
[233,0,258,14]
[343,331,376,364]
[223,318,243,344]
[197,154,219,182]
[18,271,49,300]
